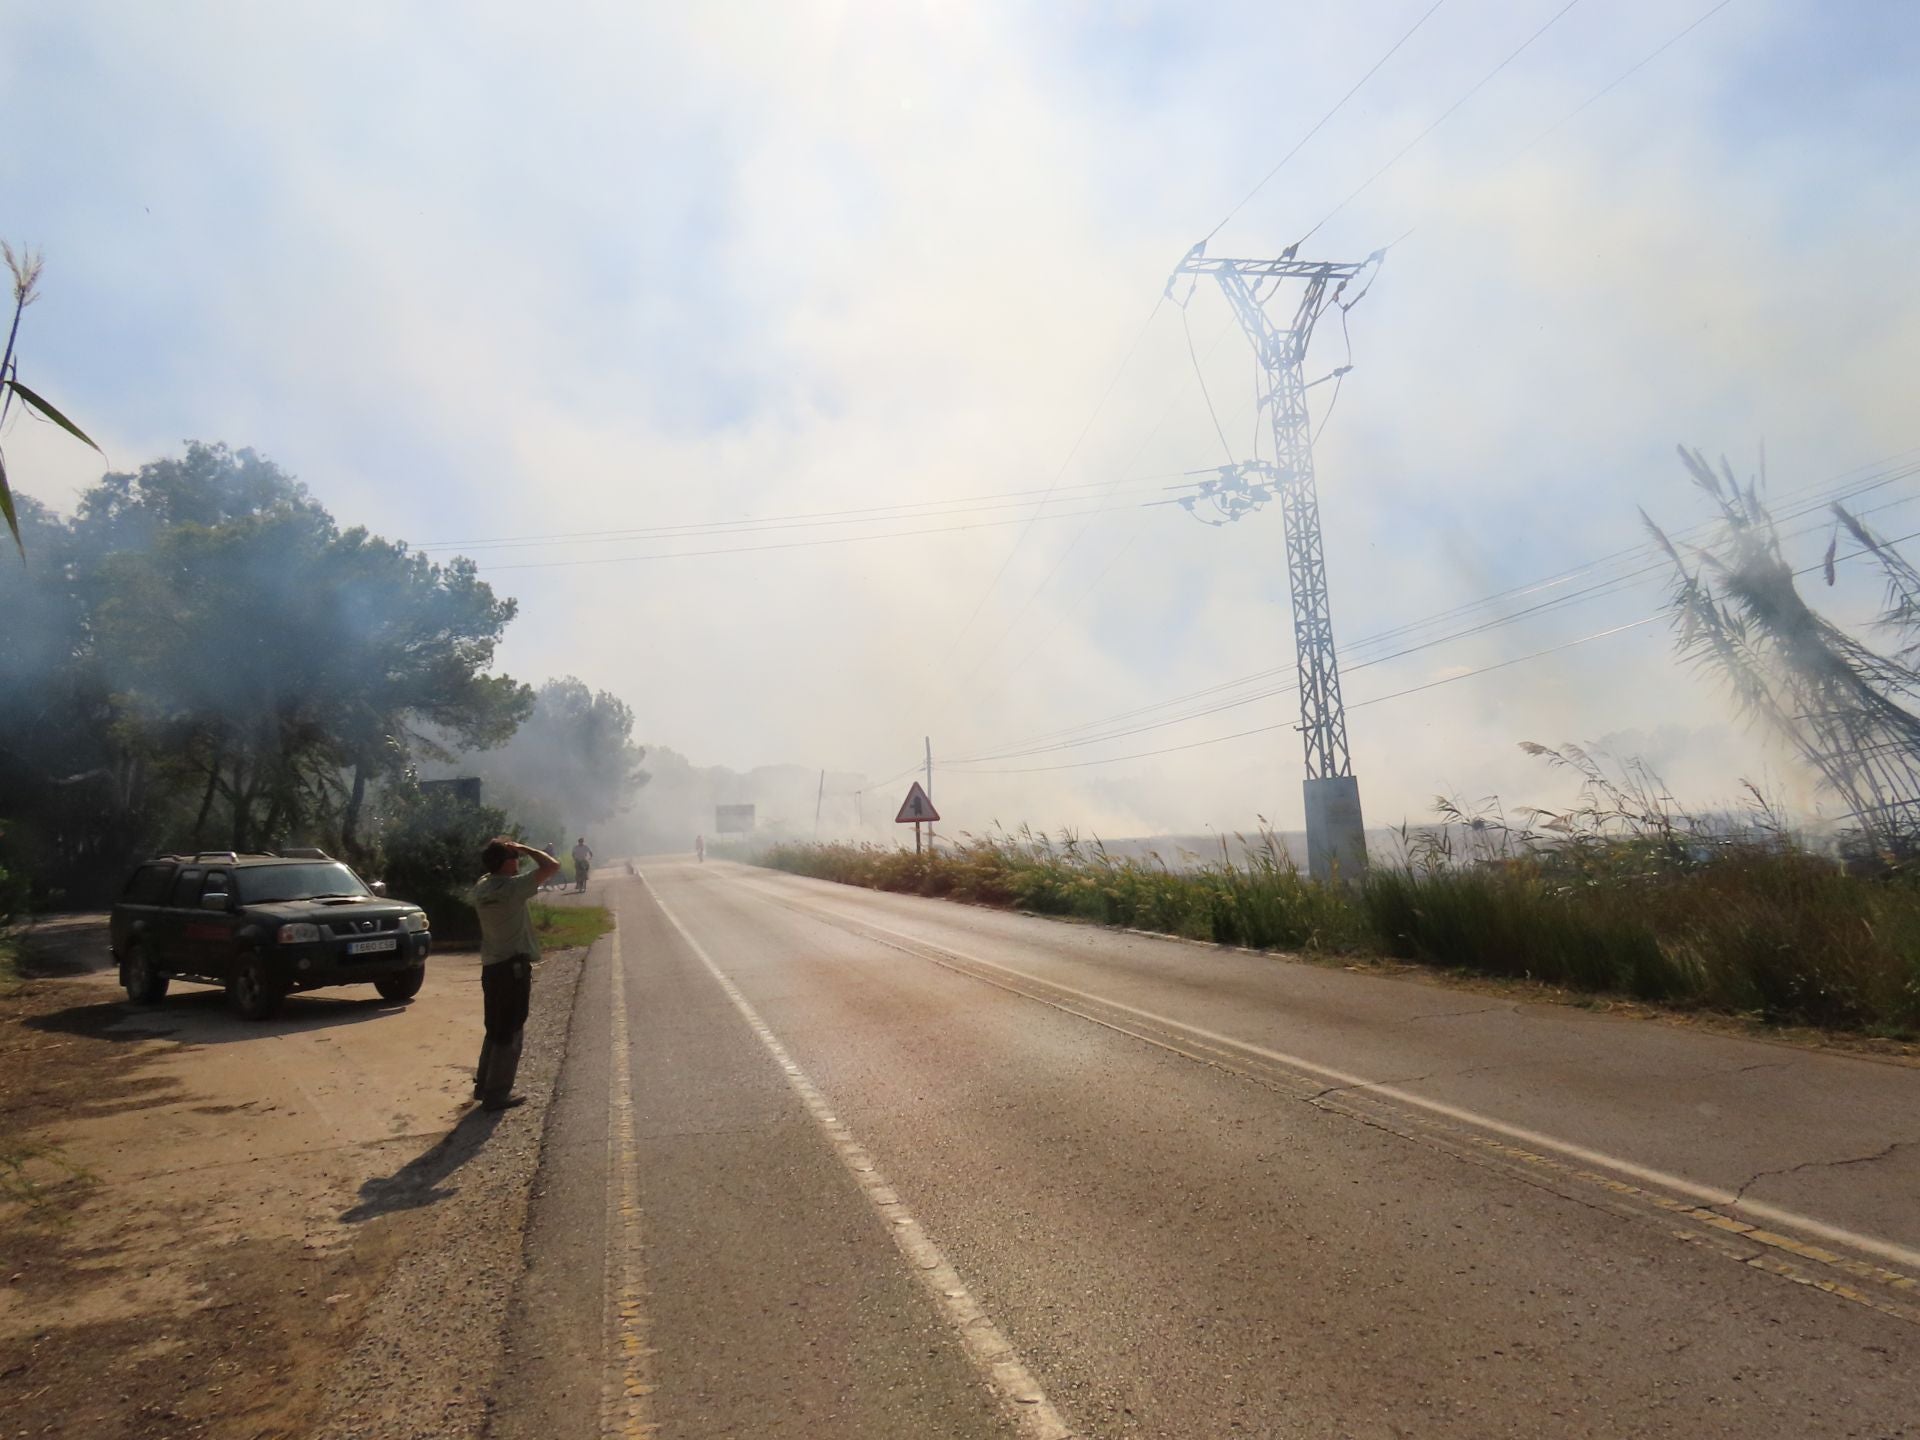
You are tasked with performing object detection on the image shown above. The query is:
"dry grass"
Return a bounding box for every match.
[754,819,1920,1038]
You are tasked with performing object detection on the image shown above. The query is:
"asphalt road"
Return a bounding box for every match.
[501,859,1920,1439]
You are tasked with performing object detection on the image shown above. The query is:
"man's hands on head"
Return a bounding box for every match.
[516,842,564,886]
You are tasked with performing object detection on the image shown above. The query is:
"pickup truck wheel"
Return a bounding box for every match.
[122,943,169,1005]
[229,954,284,1021]
[374,966,425,1003]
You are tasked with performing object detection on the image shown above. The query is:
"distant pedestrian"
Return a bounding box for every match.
[695,834,705,863]
[469,837,560,1111]
[571,836,594,892]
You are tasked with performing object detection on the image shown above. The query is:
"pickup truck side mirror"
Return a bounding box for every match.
[369,880,388,897]
[201,892,232,911]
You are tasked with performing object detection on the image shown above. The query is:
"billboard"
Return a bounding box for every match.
[715,803,756,834]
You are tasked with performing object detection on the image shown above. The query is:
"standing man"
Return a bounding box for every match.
[571,836,594,892]
[470,837,560,1111]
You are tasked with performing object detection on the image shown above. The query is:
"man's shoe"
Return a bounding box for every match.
[481,1094,528,1112]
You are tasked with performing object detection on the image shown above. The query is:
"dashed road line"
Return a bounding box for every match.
[602,928,657,1440]
[642,873,1074,1440]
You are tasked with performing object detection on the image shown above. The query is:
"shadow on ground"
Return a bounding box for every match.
[341,1107,503,1223]
[24,986,410,1046]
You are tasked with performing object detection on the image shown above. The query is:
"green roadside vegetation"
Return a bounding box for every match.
[531,902,614,951]
[752,823,1920,1039]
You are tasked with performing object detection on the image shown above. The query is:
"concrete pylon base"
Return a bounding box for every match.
[1304,775,1367,884]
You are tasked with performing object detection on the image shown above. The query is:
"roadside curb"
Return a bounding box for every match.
[312,941,593,1440]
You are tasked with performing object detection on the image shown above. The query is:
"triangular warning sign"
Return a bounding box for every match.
[894,781,940,824]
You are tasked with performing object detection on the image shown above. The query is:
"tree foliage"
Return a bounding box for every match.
[1,443,532,900]
[431,675,649,846]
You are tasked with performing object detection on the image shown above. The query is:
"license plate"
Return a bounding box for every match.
[347,937,398,955]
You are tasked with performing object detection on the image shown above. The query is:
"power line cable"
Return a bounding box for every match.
[422,470,1195,553]
[1183,303,1235,465]
[1295,0,1584,249]
[943,469,1920,765]
[1514,0,1738,161]
[1379,0,1743,256]
[942,313,1253,700]
[948,617,1654,775]
[947,509,1920,778]
[1204,0,1452,243]
[953,454,1920,759]
[947,294,1169,652]
[469,495,1167,573]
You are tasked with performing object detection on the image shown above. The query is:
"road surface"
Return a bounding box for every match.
[498,859,1920,1439]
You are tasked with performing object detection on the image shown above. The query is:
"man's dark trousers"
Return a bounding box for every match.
[476,955,532,1105]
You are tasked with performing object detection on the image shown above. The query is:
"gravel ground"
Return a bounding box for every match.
[313,944,590,1440]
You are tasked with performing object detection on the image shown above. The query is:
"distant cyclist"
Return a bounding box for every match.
[571,837,594,892]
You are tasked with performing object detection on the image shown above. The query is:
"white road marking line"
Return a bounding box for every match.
[602,928,657,1439]
[642,873,1073,1440]
[779,889,1920,1277]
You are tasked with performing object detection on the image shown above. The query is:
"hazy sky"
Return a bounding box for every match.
[5,0,1917,839]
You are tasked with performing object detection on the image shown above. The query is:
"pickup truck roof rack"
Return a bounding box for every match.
[150,850,293,864]
[272,847,335,860]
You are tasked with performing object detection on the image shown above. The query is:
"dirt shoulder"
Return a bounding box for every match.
[0,936,586,1440]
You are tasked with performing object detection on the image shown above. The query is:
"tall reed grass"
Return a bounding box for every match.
[751,749,1920,1035]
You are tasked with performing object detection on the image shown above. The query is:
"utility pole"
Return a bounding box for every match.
[924,736,934,853]
[1171,243,1381,882]
[814,769,825,839]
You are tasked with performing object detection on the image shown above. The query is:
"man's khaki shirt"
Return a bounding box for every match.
[471,865,541,966]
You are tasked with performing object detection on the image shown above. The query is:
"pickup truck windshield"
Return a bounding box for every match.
[234,863,370,904]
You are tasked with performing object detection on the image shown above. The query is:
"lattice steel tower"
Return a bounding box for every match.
[1173,244,1381,881]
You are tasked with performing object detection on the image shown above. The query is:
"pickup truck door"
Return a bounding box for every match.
[154,866,204,971]
[181,868,240,980]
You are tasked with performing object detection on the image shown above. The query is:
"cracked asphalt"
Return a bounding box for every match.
[505,860,1920,1438]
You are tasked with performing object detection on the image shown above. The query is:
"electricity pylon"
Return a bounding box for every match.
[1171,242,1382,882]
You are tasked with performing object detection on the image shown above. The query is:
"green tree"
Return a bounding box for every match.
[0,442,533,898]
[441,676,649,842]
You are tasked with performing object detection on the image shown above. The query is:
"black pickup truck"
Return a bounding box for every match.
[109,849,432,1020]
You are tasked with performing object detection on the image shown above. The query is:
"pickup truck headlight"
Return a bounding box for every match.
[400,910,429,933]
[277,922,321,944]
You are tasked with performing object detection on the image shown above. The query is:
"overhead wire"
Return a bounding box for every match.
[469,496,1167,573]
[951,454,1920,760]
[938,1,1461,705]
[1182,301,1236,465]
[940,313,1252,700]
[951,484,1920,766]
[1375,0,1744,255]
[422,470,1196,554]
[946,293,1169,652]
[1294,0,1584,249]
[857,0,1740,789]
[1203,0,1452,243]
[941,464,1920,766]
[984,0,1748,744]
[1513,0,1739,162]
[950,512,1920,776]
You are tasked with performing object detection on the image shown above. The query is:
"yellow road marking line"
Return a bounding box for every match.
[643,873,1074,1440]
[602,928,657,1440]
[777,890,1920,1279]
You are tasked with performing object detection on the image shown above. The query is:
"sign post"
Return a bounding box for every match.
[894,781,940,856]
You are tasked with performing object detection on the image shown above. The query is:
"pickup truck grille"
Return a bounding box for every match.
[324,916,401,938]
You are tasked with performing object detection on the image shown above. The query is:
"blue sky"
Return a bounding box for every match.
[4,0,1916,837]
